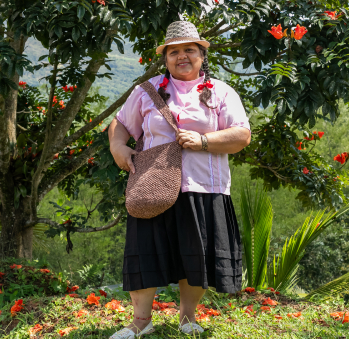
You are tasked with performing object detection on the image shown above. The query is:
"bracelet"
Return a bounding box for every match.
[134,315,152,320]
[201,134,208,151]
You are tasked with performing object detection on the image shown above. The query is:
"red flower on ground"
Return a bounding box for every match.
[105,299,125,312]
[334,152,348,164]
[244,287,255,293]
[262,297,278,306]
[76,309,89,318]
[11,299,25,316]
[139,57,143,63]
[86,293,100,305]
[287,312,302,318]
[303,167,310,174]
[0,272,5,279]
[67,285,79,293]
[274,315,283,320]
[261,306,271,312]
[10,264,22,269]
[267,287,275,292]
[0,289,2,294]
[59,327,78,336]
[196,313,210,321]
[294,24,307,40]
[40,269,50,274]
[67,293,79,298]
[244,305,255,315]
[324,11,341,20]
[99,289,107,297]
[29,324,43,336]
[275,291,280,295]
[268,24,284,39]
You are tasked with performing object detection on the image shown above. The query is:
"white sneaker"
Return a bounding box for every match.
[109,321,155,339]
[178,322,204,335]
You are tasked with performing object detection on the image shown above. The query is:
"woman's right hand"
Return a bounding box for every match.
[110,144,137,174]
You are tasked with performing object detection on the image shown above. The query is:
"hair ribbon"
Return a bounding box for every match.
[197,80,213,93]
[159,77,169,90]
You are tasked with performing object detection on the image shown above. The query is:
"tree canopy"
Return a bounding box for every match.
[1,0,349,259]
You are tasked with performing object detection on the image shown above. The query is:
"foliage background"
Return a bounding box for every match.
[30,34,349,291]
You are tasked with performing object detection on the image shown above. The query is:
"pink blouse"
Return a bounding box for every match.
[116,74,250,195]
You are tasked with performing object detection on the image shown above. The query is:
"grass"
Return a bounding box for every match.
[1,286,348,338]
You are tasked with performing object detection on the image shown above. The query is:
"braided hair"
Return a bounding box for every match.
[158,44,215,109]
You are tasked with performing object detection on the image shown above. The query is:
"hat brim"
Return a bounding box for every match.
[156,39,210,54]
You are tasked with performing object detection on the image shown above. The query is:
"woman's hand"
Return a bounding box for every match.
[110,144,137,174]
[176,128,202,151]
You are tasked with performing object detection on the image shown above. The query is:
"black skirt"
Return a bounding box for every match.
[122,191,242,294]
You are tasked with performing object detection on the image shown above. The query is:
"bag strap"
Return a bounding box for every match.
[140,81,178,133]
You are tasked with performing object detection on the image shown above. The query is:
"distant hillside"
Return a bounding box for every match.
[23,38,145,101]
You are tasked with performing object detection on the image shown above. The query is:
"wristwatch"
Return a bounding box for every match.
[201,134,208,151]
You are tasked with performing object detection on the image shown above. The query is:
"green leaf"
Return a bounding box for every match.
[54,25,62,39]
[274,74,282,86]
[141,17,149,33]
[156,0,163,6]
[17,134,27,148]
[72,26,80,43]
[77,6,86,22]
[277,99,286,115]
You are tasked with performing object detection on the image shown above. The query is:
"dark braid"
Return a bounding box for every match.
[198,46,216,109]
[158,67,171,104]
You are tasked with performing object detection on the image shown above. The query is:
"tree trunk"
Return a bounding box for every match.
[0,191,34,260]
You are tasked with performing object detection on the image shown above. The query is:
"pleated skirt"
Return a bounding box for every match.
[122,191,243,294]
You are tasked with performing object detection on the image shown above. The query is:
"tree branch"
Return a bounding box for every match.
[218,62,261,76]
[215,22,243,36]
[35,212,124,233]
[59,58,163,150]
[29,56,59,223]
[38,143,100,201]
[201,20,226,38]
[210,42,241,50]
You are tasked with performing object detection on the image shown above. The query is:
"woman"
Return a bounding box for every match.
[108,21,251,338]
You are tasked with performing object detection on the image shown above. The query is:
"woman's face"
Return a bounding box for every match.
[165,43,204,81]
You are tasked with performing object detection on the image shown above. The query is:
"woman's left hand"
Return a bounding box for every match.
[176,128,202,151]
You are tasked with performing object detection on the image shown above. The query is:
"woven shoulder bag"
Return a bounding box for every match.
[125,81,182,219]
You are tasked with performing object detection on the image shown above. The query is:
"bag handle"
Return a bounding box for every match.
[140,81,179,134]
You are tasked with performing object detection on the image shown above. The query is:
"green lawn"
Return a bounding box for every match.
[1,287,348,338]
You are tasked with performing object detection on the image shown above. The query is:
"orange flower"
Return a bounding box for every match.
[268,24,284,39]
[244,287,255,293]
[105,299,125,312]
[334,152,348,164]
[0,272,5,278]
[0,289,2,294]
[69,150,75,155]
[59,327,78,336]
[296,141,303,150]
[274,315,283,320]
[99,289,107,297]
[67,285,79,293]
[29,324,43,336]
[342,312,349,324]
[293,24,307,40]
[11,299,24,316]
[330,311,345,319]
[318,131,324,139]
[303,167,310,174]
[163,308,177,315]
[67,293,79,298]
[139,57,143,63]
[324,11,341,20]
[287,312,302,318]
[76,309,89,318]
[40,269,50,273]
[10,264,22,269]
[261,306,271,312]
[214,0,219,3]
[244,305,255,315]
[206,308,221,316]
[86,293,100,305]
[196,313,210,322]
[262,297,278,306]
[97,0,106,5]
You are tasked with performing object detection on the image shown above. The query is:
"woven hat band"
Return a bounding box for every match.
[165,37,200,44]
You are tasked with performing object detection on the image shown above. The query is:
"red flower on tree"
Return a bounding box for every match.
[10,264,22,269]
[303,167,310,174]
[334,152,348,164]
[138,57,143,63]
[268,24,284,39]
[294,24,307,40]
[19,81,27,89]
[324,11,341,20]
[214,0,219,3]
[0,272,5,279]
[40,269,50,273]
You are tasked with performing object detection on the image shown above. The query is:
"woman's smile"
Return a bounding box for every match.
[177,61,191,67]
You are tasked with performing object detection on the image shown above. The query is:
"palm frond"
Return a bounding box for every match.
[240,184,273,289]
[33,223,50,252]
[267,205,349,292]
[304,272,349,301]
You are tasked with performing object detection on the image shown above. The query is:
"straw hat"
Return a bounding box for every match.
[156,21,210,55]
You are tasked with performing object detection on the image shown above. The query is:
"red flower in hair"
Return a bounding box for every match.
[197,81,213,93]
